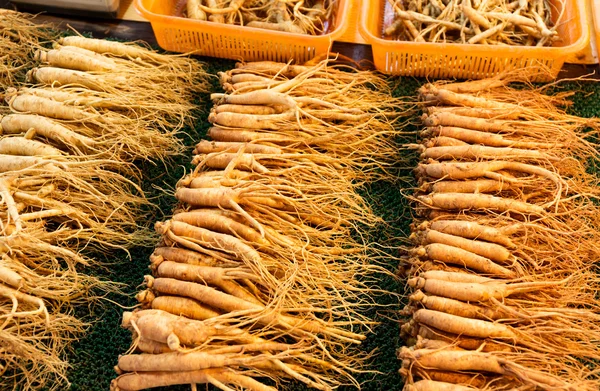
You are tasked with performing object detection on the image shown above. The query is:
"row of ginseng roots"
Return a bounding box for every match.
[0,13,207,391]
[399,78,600,391]
[111,60,404,391]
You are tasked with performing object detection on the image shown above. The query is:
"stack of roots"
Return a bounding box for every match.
[399,77,600,390]
[385,0,558,46]
[8,34,206,161]
[112,59,403,391]
[0,28,207,391]
[186,0,334,34]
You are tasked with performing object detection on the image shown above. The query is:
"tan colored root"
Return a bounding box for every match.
[155,261,262,305]
[149,295,221,320]
[111,368,276,391]
[412,243,515,277]
[404,380,482,390]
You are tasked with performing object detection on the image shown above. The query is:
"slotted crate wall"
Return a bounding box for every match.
[159,28,320,63]
[137,0,348,62]
[360,0,590,80]
[386,53,556,80]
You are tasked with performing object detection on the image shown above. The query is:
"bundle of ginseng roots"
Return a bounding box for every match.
[0,34,207,390]
[186,0,333,35]
[398,77,600,391]
[385,0,559,46]
[111,59,404,391]
[0,9,54,88]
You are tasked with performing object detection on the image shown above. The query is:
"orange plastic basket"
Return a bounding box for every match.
[337,0,367,44]
[566,0,596,64]
[136,0,349,62]
[359,0,590,80]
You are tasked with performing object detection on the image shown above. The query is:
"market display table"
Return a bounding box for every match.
[2,0,599,79]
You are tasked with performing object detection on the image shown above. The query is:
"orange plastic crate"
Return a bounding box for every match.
[359,0,590,80]
[336,0,367,44]
[136,0,349,62]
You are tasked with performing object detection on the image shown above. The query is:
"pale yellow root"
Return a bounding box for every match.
[424,106,520,120]
[424,125,564,149]
[416,220,516,248]
[416,161,562,186]
[412,309,517,340]
[211,90,297,108]
[408,275,565,302]
[147,277,365,342]
[410,290,503,320]
[424,78,508,94]
[116,351,274,372]
[27,67,122,91]
[247,20,306,34]
[135,339,172,354]
[111,368,277,391]
[171,209,268,245]
[149,295,221,320]
[233,61,308,77]
[155,261,262,305]
[404,380,480,391]
[55,45,118,68]
[418,193,546,215]
[155,220,261,264]
[174,186,265,236]
[414,229,511,263]
[422,112,510,132]
[399,347,583,390]
[412,243,515,277]
[419,144,557,161]
[424,87,522,111]
[413,367,490,387]
[0,264,24,288]
[214,104,283,115]
[122,309,223,349]
[7,93,127,124]
[151,246,221,268]
[0,282,50,322]
[193,140,283,155]
[424,179,511,194]
[59,36,191,65]
[0,155,53,172]
[0,114,96,151]
[192,152,269,173]
[187,0,207,20]
[0,137,64,157]
[419,270,494,284]
[209,111,295,130]
[35,49,114,72]
[414,324,513,353]
[423,136,469,147]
